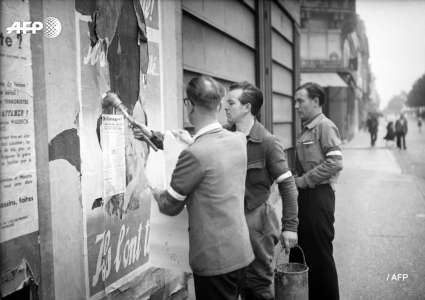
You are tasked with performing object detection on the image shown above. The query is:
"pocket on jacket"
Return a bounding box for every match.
[301,141,322,163]
[247,159,267,186]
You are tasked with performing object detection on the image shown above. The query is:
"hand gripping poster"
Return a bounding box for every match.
[76,1,189,298]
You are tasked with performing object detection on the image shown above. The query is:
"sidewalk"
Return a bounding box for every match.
[334,129,425,299]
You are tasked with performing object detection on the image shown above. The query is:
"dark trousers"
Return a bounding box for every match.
[396,133,406,149]
[193,267,246,300]
[291,184,339,300]
[370,131,377,146]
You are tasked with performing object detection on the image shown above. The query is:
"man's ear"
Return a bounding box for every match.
[245,102,252,113]
[217,102,222,112]
[187,101,194,114]
[312,96,320,107]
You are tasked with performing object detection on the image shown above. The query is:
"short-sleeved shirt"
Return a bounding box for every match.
[295,113,342,187]
[229,120,292,211]
[168,123,254,276]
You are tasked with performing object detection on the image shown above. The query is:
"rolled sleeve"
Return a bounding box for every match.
[265,136,291,181]
[169,149,204,201]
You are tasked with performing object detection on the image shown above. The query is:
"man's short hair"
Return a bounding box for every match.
[296,82,325,106]
[186,76,225,111]
[229,81,263,116]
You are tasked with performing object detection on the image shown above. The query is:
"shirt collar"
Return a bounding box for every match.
[304,113,324,130]
[193,122,222,140]
[247,120,264,143]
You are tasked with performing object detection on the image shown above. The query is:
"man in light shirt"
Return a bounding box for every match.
[293,82,343,300]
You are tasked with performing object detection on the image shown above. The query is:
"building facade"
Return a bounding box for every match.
[299,0,373,140]
[0,0,300,299]
[182,0,300,148]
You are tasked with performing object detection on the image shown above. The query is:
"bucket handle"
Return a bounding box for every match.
[280,245,307,266]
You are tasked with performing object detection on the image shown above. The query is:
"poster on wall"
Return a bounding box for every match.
[0,0,39,243]
[147,132,191,272]
[77,0,191,297]
[100,115,126,198]
[75,0,190,298]
[139,0,191,273]
[76,13,152,300]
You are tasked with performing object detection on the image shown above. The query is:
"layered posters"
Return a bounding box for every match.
[76,1,189,299]
[0,0,39,243]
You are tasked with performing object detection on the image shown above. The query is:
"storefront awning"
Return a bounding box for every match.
[301,73,348,87]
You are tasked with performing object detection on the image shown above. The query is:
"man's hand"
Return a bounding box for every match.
[148,185,161,202]
[171,129,194,145]
[148,185,186,216]
[132,126,148,141]
[295,176,307,189]
[280,231,298,254]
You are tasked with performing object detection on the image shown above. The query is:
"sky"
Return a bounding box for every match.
[356,0,425,109]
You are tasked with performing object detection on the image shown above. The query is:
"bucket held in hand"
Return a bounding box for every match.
[275,245,309,300]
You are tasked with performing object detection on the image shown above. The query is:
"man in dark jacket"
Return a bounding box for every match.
[395,113,408,150]
[224,81,299,300]
[366,113,379,147]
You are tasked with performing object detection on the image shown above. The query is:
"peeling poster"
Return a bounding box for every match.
[0,0,39,243]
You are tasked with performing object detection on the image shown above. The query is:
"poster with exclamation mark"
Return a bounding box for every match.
[0,0,39,243]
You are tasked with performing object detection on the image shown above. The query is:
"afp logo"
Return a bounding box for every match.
[6,17,62,39]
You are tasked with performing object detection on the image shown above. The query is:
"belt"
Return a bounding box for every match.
[303,183,331,190]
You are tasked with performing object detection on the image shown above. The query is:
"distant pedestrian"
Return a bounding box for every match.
[395,113,408,150]
[293,82,343,300]
[383,121,395,147]
[418,118,422,133]
[366,113,379,147]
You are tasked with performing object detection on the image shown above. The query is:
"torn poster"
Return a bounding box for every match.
[0,0,39,243]
[77,10,151,299]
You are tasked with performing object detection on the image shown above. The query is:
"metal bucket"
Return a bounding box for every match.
[275,246,309,300]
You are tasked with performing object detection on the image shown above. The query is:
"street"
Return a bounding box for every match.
[335,116,425,299]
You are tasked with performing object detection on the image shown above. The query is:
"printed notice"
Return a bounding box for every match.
[148,131,191,272]
[78,12,151,297]
[0,0,38,243]
[100,115,126,198]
